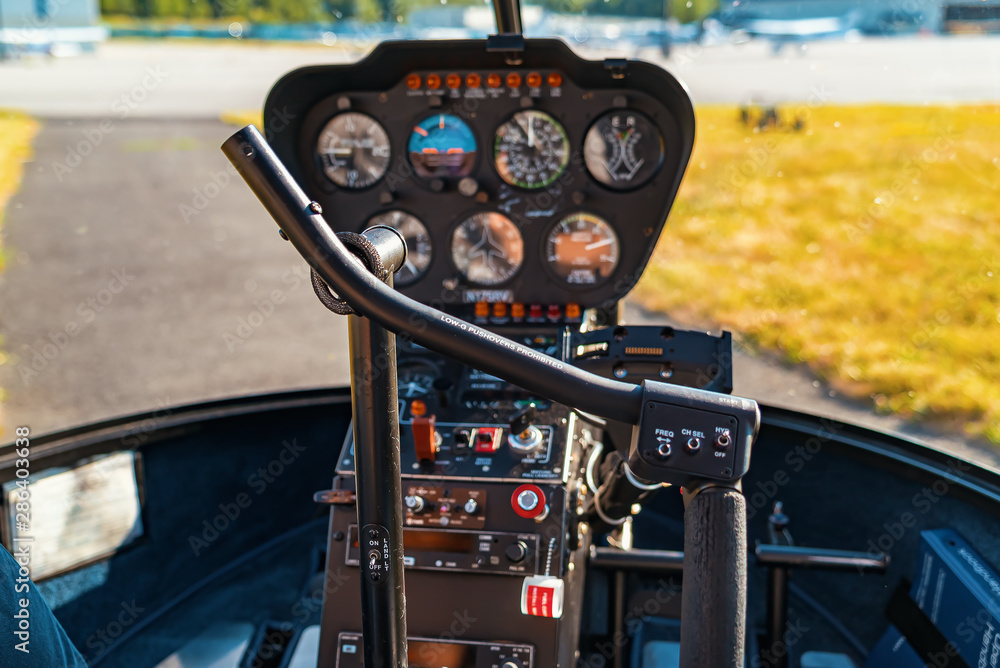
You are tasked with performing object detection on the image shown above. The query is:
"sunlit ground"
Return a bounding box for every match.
[0,111,38,274]
[0,110,39,408]
[633,105,1000,443]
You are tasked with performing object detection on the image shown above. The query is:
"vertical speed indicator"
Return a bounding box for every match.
[316,112,391,189]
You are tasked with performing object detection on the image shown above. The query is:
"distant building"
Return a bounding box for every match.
[0,0,107,57]
[717,0,1000,35]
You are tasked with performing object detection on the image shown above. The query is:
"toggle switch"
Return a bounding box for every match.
[412,415,438,462]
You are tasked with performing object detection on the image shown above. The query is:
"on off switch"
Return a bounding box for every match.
[474,427,502,453]
[412,415,438,462]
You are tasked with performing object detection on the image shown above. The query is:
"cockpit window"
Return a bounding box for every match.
[0,1,997,470]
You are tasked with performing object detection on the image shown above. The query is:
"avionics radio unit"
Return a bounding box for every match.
[335,632,534,668]
[345,525,542,576]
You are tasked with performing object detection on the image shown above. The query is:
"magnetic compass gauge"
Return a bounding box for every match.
[316,112,391,189]
[493,110,570,189]
[450,212,524,286]
[544,213,620,286]
[368,210,432,286]
[397,361,439,398]
[408,113,478,179]
[584,110,664,190]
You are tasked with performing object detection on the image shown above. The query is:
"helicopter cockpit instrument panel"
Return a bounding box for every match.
[262,39,701,668]
[263,39,694,324]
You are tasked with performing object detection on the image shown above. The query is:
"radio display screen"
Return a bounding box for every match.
[403,529,475,554]
[408,640,476,668]
[351,527,477,555]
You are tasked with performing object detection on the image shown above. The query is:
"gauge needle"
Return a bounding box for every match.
[327,148,353,156]
[404,258,418,275]
[584,238,614,251]
[527,119,535,148]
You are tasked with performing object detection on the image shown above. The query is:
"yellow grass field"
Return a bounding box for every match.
[632,105,1000,443]
[0,111,39,273]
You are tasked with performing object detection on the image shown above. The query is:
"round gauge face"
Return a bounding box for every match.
[493,110,570,189]
[450,212,524,286]
[316,112,391,189]
[368,210,432,287]
[397,361,439,398]
[545,213,620,286]
[584,110,664,190]
[408,113,478,179]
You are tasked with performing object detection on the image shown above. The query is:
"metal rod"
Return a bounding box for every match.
[755,544,889,572]
[493,0,522,34]
[590,547,685,574]
[349,305,407,668]
[613,570,626,668]
[763,566,789,668]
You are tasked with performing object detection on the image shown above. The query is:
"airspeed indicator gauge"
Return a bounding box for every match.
[494,110,570,189]
[316,112,391,189]
[584,110,664,190]
[368,210,432,286]
[450,212,524,286]
[545,213,620,286]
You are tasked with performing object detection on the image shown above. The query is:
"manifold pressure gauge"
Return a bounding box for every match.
[584,110,664,190]
[494,110,570,189]
[368,210,432,286]
[316,112,391,189]
[545,213,620,286]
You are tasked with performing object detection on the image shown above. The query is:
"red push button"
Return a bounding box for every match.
[511,484,546,519]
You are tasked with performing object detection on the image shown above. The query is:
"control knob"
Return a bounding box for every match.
[463,498,479,515]
[504,541,528,563]
[404,495,426,513]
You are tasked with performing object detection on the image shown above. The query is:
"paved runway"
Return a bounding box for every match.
[1,37,998,470]
[1,35,998,117]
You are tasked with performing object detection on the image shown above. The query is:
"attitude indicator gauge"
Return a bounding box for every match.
[368,210,432,286]
[494,110,570,189]
[409,113,478,179]
[316,112,391,189]
[584,110,664,190]
[450,212,524,286]
[545,213,620,286]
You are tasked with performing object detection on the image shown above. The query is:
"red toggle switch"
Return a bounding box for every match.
[474,427,502,453]
[412,415,437,462]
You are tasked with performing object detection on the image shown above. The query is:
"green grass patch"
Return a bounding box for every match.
[632,104,1000,443]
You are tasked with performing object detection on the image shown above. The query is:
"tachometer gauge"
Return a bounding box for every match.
[368,210,432,286]
[584,110,664,190]
[397,361,439,398]
[408,113,478,179]
[316,112,391,189]
[450,212,524,286]
[545,213,620,286]
[494,110,570,189]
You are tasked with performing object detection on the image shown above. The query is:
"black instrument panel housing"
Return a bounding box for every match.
[263,39,695,311]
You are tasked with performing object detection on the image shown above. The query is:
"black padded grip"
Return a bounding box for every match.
[679,486,748,668]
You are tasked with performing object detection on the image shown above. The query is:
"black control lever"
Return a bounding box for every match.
[222,125,760,668]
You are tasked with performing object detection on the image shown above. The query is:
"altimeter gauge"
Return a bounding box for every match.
[494,110,570,189]
[368,211,432,286]
[544,213,620,286]
[450,212,524,286]
[316,112,391,189]
[584,110,664,190]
